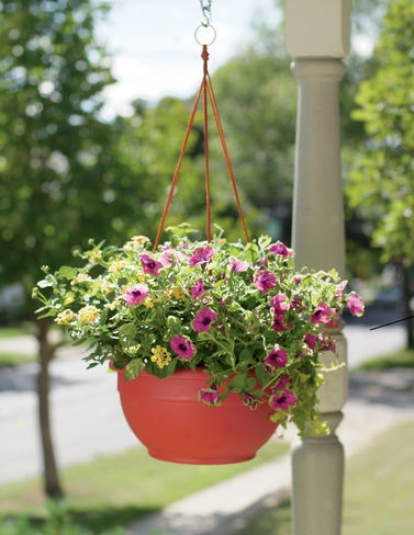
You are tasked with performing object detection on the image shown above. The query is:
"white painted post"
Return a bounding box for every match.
[284,1,352,534]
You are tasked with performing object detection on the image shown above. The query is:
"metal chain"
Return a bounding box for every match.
[199,0,212,26]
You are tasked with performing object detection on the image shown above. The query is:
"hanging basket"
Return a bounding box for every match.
[112,365,279,464]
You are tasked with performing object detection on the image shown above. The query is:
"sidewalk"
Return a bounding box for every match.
[125,369,414,535]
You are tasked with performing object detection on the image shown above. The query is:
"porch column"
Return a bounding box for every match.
[284,2,351,535]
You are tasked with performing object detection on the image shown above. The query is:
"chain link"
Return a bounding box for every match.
[199,0,212,25]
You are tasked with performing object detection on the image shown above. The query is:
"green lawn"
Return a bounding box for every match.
[230,422,414,535]
[0,440,289,534]
[357,348,414,370]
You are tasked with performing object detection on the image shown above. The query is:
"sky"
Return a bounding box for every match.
[98,0,280,117]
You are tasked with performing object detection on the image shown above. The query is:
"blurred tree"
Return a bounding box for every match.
[0,0,143,497]
[210,27,296,242]
[347,0,414,346]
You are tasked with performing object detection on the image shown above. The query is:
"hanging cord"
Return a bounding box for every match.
[153,37,249,250]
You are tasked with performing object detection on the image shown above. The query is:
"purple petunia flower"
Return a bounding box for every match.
[347,293,365,317]
[254,270,276,293]
[271,375,291,393]
[269,241,293,258]
[199,386,220,405]
[188,246,215,266]
[264,344,288,369]
[242,391,262,409]
[270,294,288,315]
[192,306,217,332]
[123,284,149,306]
[228,258,249,273]
[140,253,164,276]
[311,303,335,325]
[269,389,297,411]
[170,335,196,360]
[271,315,293,332]
[190,278,205,298]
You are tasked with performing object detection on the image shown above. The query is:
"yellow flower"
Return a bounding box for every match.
[89,250,102,262]
[123,235,151,250]
[70,273,91,285]
[125,344,141,355]
[55,309,77,325]
[143,297,154,308]
[171,286,186,300]
[78,305,100,324]
[150,345,172,369]
[108,260,127,272]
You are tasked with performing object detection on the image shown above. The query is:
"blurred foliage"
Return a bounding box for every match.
[347,0,414,265]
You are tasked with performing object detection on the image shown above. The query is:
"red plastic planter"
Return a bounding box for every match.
[111,366,279,464]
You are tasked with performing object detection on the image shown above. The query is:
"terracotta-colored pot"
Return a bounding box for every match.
[111,366,279,464]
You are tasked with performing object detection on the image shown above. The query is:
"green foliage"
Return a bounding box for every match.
[347,0,414,264]
[0,0,152,302]
[210,38,296,236]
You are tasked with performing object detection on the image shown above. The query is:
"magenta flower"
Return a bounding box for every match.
[199,386,220,406]
[311,303,335,325]
[123,284,149,306]
[269,241,293,258]
[335,280,348,298]
[242,392,262,409]
[304,332,317,350]
[347,293,365,317]
[188,246,215,266]
[264,344,288,369]
[271,375,291,392]
[270,294,288,315]
[140,253,163,276]
[272,315,293,332]
[170,335,196,360]
[192,306,217,332]
[190,278,205,298]
[228,258,249,273]
[254,270,276,293]
[269,389,297,411]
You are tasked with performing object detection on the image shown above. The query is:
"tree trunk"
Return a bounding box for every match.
[402,266,414,349]
[36,317,64,498]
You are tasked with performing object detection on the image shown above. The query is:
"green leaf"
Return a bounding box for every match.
[58,266,79,280]
[125,359,144,381]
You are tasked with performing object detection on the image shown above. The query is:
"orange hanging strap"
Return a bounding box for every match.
[152,81,203,251]
[153,41,249,250]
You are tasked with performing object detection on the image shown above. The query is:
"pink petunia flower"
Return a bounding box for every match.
[347,293,365,317]
[270,294,288,315]
[190,278,205,298]
[228,258,249,273]
[269,241,293,258]
[188,246,215,266]
[140,253,164,276]
[242,391,262,409]
[123,284,149,306]
[192,307,217,332]
[271,375,291,392]
[304,332,317,351]
[335,280,348,298]
[264,344,288,369]
[272,315,293,332]
[199,386,220,405]
[269,389,297,411]
[311,303,335,325]
[254,270,276,293]
[170,335,196,360]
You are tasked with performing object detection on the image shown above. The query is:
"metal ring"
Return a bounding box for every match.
[194,23,216,46]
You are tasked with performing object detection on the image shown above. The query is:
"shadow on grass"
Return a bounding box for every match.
[2,504,159,534]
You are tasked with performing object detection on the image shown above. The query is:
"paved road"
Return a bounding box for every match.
[0,312,406,485]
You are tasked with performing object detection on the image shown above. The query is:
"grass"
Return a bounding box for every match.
[0,352,36,367]
[357,348,414,370]
[0,439,289,534]
[230,422,414,535]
